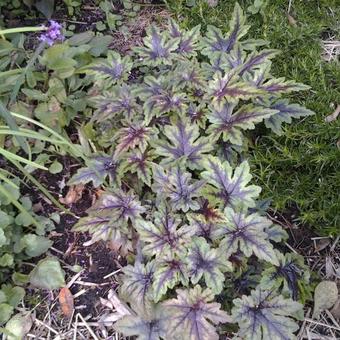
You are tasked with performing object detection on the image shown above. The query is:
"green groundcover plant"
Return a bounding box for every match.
[68,3,314,339]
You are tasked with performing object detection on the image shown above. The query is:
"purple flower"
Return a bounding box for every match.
[39,20,64,46]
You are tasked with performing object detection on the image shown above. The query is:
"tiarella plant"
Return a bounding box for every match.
[71,3,314,339]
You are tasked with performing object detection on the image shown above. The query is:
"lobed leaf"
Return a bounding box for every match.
[169,20,201,58]
[134,26,180,66]
[154,118,213,170]
[187,237,232,294]
[201,156,261,209]
[89,51,133,86]
[68,155,118,187]
[114,304,167,340]
[209,71,264,107]
[153,253,189,302]
[152,164,206,212]
[201,3,249,57]
[163,285,231,340]
[216,207,279,265]
[88,189,145,225]
[232,288,302,340]
[135,205,193,256]
[120,262,155,307]
[264,99,315,135]
[207,102,277,145]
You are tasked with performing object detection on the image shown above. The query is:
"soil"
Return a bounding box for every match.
[18,155,122,319]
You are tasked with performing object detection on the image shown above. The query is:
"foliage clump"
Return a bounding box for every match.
[70,3,314,339]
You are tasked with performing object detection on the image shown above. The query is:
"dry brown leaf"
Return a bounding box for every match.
[99,290,131,326]
[325,104,340,123]
[314,238,331,252]
[60,184,84,205]
[331,298,340,320]
[287,14,297,27]
[59,287,74,318]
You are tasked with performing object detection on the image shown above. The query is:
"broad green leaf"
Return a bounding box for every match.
[21,234,52,257]
[29,257,65,290]
[0,303,13,324]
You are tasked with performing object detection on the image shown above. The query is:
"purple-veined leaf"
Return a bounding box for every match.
[232,288,302,340]
[68,155,118,187]
[134,26,180,66]
[209,71,264,107]
[202,54,229,79]
[120,150,156,187]
[169,20,201,58]
[94,85,140,122]
[152,164,206,212]
[201,3,249,57]
[225,44,246,70]
[73,215,130,249]
[88,189,145,225]
[120,261,155,306]
[238,49,279,76]
[187,103,208,129]
[216,207,279,265]
[207,102,278,145]
[196,198,224,222]
[89,51,133,86]
[163,285,231,340]
[133,75,187,124]
[114,304,168,340]
[154,118,213,170]
[175,61,205,90]
[187,214,222,242]
[260,252,310,301]
[113,124,156,158]
[135,205,193,256]
[259,78,310,95]
[186,237,232,294]
[153,253,189,302]
[201,156,261,209]
[264,224,288,243]
[263,99,315,135]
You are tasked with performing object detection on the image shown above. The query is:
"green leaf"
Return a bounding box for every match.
[21,234,53,257]
[29,257,65,290]
[0,254,14,267]
[35,0,55,18]
[0,303,13,324]
[1,286,25,307]
[49,160,63,174]
[4,312,33,340]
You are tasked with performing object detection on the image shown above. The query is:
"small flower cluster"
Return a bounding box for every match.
[39,20,64,46]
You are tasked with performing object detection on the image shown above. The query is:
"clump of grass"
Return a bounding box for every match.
[167,0,340,235]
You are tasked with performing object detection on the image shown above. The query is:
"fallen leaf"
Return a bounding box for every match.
[313,280,338,318]
[5,312,33,340]
[325,104,340,123]
[287,13,297,26]
[60,184,84,205]
[314,238,331,252]
[331,299,340,320]
[99,290,132,326]
[325,256,336,279]
[59,287,74,318]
